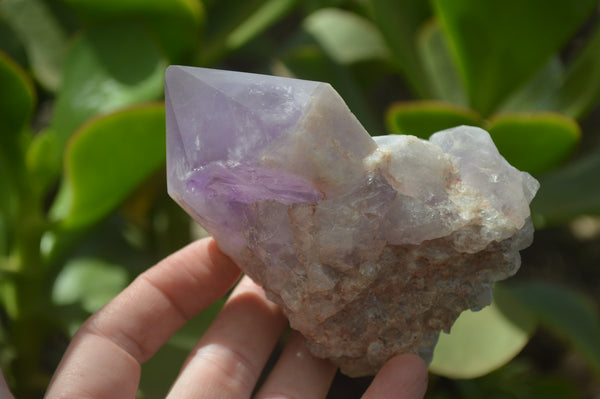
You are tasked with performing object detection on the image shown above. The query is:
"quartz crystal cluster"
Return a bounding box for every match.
[165,66,540,377]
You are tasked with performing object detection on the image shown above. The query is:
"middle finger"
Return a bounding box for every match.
[167,276,287,398]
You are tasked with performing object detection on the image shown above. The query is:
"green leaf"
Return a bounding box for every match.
[488,113,580,176]
[549,23,600,119]
[0,51,34,239]
[51,104,166,230]
[531,148,600,227]
[201,0,298,65]
[386,100,480,139]
[417,19,467,105]
[61,0,203,63]
[0,50,34,137]
[430,285,536,379]
[303,8,390,65]
[52,257,128,314]
[508,282,600,376]
[51,23,167,158]
[433,0,598,116]
[369,0,432,97]
[0,0,69,91]
[499,58,564,113]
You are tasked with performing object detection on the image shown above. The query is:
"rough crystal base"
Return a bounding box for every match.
[165,66,539,376]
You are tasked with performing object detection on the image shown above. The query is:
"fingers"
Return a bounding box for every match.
[361,354,428,399]
[45,238,242,399]
[167,276,287,398]
[254,331,337,399]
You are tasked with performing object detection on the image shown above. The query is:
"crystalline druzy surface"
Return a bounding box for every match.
[165,65,540,377]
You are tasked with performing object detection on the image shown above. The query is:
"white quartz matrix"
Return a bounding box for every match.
[166,66,540,377]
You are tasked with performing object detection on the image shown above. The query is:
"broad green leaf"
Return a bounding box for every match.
[531,147,600,227]
[0,51,34,241]
[0,0,68,91]
[369,0,432,97]
[303,8,390,65]
[417,20,466,105]
[434,0,598,116]
[386,101,480,139]
[51,23,167,157]
[52,105,166,230]
[52,258,128,314]
[488,113,580,176]
[508,282,600,376]
[139,300,224,398]
[61,0,203,63]
[0,50,34,137]
[430,285,536,379]
[277,44,379,133]
[201,0,298,65]
[499,58,564,113]
[549,23,600,119]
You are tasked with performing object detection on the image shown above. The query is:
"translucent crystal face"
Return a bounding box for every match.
[165,65,539,377]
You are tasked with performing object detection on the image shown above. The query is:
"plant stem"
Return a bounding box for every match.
[11,212,47,397]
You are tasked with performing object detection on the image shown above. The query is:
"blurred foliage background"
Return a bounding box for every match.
[1,0,600,397]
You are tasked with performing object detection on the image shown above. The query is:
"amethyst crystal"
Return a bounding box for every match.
[165,66,539,377]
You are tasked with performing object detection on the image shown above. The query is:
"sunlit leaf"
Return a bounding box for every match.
[61,0,203,63]
[433,0,598,115]
[532,147,600,227]
[370,0,433,97]
[0,0,68,91]
[508,282,600,376]
[430,285,536,379]
[52,258,128,314]
[488,112,580,175]
[417,20,466,105]
[52,104,166,230]
[51,23,166,157]
[201,0,297,65]
[386,100,480,139]
[303,8,390,65]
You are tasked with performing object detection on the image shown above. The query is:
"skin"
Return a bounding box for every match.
[2,238,428,398]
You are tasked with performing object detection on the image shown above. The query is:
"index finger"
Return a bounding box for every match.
[45,237,242,399]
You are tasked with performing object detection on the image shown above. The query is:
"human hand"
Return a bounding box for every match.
[24,237,427,398]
